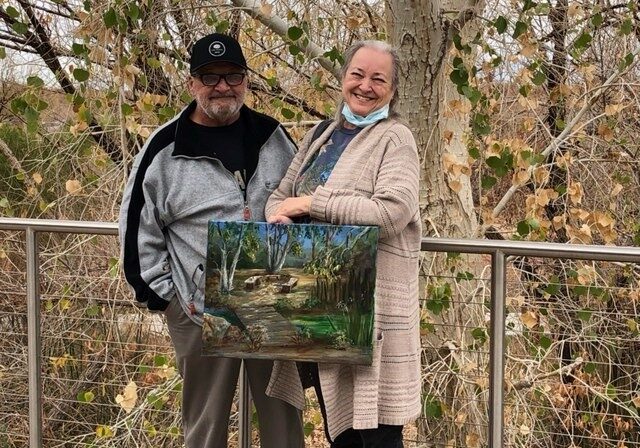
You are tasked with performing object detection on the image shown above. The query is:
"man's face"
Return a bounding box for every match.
[188,62,247,126]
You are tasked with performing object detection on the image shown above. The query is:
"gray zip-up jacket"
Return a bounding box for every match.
[119,102,296,324]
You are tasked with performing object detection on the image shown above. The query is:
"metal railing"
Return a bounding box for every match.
[1,217,639,448]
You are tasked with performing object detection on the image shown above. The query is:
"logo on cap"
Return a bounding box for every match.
[209,41,226,57]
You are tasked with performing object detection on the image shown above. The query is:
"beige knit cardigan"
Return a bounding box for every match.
[264,118,422,440]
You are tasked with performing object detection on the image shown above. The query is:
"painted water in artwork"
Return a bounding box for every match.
[202,221,378,365]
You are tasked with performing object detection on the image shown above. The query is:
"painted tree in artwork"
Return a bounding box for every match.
[264,224,303,273]
[208,222,259,293]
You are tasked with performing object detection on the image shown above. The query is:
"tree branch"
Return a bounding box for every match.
[491,46,640,218]
[228,0,341,79]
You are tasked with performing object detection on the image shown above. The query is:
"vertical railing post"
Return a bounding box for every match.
[489,250,506,448]
[238,361,252,448]
[26,227,43,448]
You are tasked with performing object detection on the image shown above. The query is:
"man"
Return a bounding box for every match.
[119,33,304,447]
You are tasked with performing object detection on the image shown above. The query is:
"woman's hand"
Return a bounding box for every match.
[273,196,312,219]
[267,215,294,224]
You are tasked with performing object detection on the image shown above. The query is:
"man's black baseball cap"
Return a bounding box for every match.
[190,33,248,73]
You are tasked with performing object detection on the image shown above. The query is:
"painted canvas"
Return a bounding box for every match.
[202,221,378,365]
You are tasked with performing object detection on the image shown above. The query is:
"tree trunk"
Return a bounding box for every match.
[387,0,478,239]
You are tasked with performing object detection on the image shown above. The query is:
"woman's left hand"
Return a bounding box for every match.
[274,196,312,218]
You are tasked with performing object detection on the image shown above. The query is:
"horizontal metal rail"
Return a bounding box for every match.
[2,217,639,448]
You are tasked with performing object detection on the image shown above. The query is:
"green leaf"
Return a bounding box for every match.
[522,0,537,12]
[266,76,277,88]
[146,57,162,69]
[618,52,634,71]
[519,84,531,97]
[0,47,5,59]
[471,112,491,136]
[303,422,315,437]
[215,20,229,33]
[121,103,134,116]
[591,12,603,27]
[456,271,474,281]
[513,21,528,39]
[539,335,552,349]
[574,32,592,50]
[103,7,117,28]
[288,44,301,56]
[532,70,546,86]
[517,220,531,236]
[471,327,487,344]
[85,304,100,317]
[72,43,88,56]
[154,355,168,366]
[127,4,140,21]
[423,396,443,418]
[6,6,20,18]
[108,257,119,277]
[583,362,596,374]
[27,76,44,88]
[577,309,592,322]
[11,21,28,35]
[0,197,9,208]
[287,26,303,41]
[77,390,95,403]
[468,146,480,159]
[619,18,632,35]
[73,68,90,82]
[481,175,497,189]
[281,108,295,119]
[494,16,508,34]
[25,106,39,133]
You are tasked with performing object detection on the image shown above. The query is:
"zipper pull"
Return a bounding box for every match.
[243,202,251,220]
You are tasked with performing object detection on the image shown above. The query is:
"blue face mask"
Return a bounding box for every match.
[342,103,390,127]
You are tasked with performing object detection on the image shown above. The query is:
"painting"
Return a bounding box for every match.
[202,220,378,365]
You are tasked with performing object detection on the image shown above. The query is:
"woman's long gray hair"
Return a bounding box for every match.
[336,40,401,120]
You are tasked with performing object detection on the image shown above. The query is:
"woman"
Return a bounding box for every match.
[264,40,421,447]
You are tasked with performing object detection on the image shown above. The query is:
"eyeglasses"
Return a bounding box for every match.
[194,73,246,87]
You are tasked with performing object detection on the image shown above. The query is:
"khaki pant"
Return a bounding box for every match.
[165,298,304,447]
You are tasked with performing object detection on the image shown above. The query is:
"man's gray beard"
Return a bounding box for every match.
[203,102,242,122]
[200,93,245,123]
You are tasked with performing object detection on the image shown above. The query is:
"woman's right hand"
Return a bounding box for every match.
[267,214,294,224]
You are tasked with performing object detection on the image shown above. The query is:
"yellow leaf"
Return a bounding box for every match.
[448,180,462,193]
[346,16,360,30]
[568,4,583,17]
[627,319,637,333]
[513,170,531,186]
[115,381,138,413]
[59,298,72,310]
[521,310,538,329]
[69,121,88,136]
[443,129,454,145]
[631,395,640,407]
[32,173,43,184]
[454,411,468,428]
[576,266,596,285]
[552,215,564,230]
[65,179,82,195]
[520,41,537,57]
[597,124,614,142]
[604,104,623,116]
[533,166,549,184]
[611,183,623,196]
[465,432,480,448]
[259,2,273,17]
[96,425,114,438]
[568,182,583,205]
[519,424,531,435]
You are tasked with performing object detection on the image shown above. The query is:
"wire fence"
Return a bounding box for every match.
[1,219,639,447]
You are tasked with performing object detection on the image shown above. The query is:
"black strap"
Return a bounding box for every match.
[310,119,332,145]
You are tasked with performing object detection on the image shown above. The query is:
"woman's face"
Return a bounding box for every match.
[341,47,394,117]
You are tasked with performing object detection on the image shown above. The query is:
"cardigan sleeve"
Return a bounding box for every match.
[309,134,420,240]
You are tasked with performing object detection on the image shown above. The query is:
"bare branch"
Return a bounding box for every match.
[228,0,341,79]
